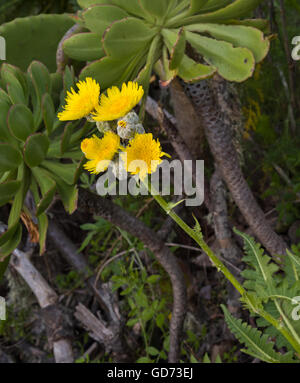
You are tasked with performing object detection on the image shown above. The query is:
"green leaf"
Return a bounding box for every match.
[169,28,186,70]
[178,54,216,82]
[28,61,51,98]
[80,56,138,90]
[222,305,296,363]
[136,356,153,363]
[186,23,269,62]
[126,318,139,327]
[178,0,263,26]
[0,163,30,248]
[0,223,22,260]
[41,160,77,186]
[0,14,74,72]
[187,0,210,15]
[146,346,159,356]
[147,275,160,284]
[0,88,11,104]
[61,122,74,155]
[0,101,13,142]
[24,133,50,168]
[110,0,150,19]
[1,63,29,103]
[138,0,169,20]
[186,30,255,82]
[82,4,128,36]
[224,18,270,33]
[31,167,56,216]
[42,93,55,135]
[0,143,22,173]
[28,61,51,129]
[0,181,21,207]
[37,213,48,255]
[156,313,165,330]
[6,76,26,104]
[203,353,211,363]
[234,228,279,294]
[103,17,156,58]
[63,32,105,61]
[8,104,35,141]
[200,0,232,13]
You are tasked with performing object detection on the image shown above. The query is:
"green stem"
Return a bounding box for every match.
[146,180,245,295]
[143,179,300,356]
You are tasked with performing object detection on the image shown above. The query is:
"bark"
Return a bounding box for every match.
[48,221,130,362]
[183,76,288,256]
[169,78,204,157]
[10,249,74,363]
[77,188,187,363]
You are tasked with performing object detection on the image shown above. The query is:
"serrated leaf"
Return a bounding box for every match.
[235,228,279,293]
[222,305,295,363]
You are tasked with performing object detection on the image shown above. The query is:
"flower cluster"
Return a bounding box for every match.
[58,78,168,180]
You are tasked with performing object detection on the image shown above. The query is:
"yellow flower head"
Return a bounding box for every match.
[93,82,144,122]
[58,77,100,121]
[121,133,168,180]
[81,131,121,174]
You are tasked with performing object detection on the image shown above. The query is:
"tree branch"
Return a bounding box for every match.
[77,188,187,363]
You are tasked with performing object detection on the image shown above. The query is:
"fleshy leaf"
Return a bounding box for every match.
[186,30,255,82]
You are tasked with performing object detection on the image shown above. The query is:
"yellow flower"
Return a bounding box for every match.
[121,133,169,180]
[93,82,144,122]
[58,77,100,121]
[81,131,121,174]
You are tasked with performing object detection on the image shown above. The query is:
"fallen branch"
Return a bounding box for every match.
[78,188,187,363]
[47,221,130,361]
[74,302,127,362]
[9,249,73,363]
